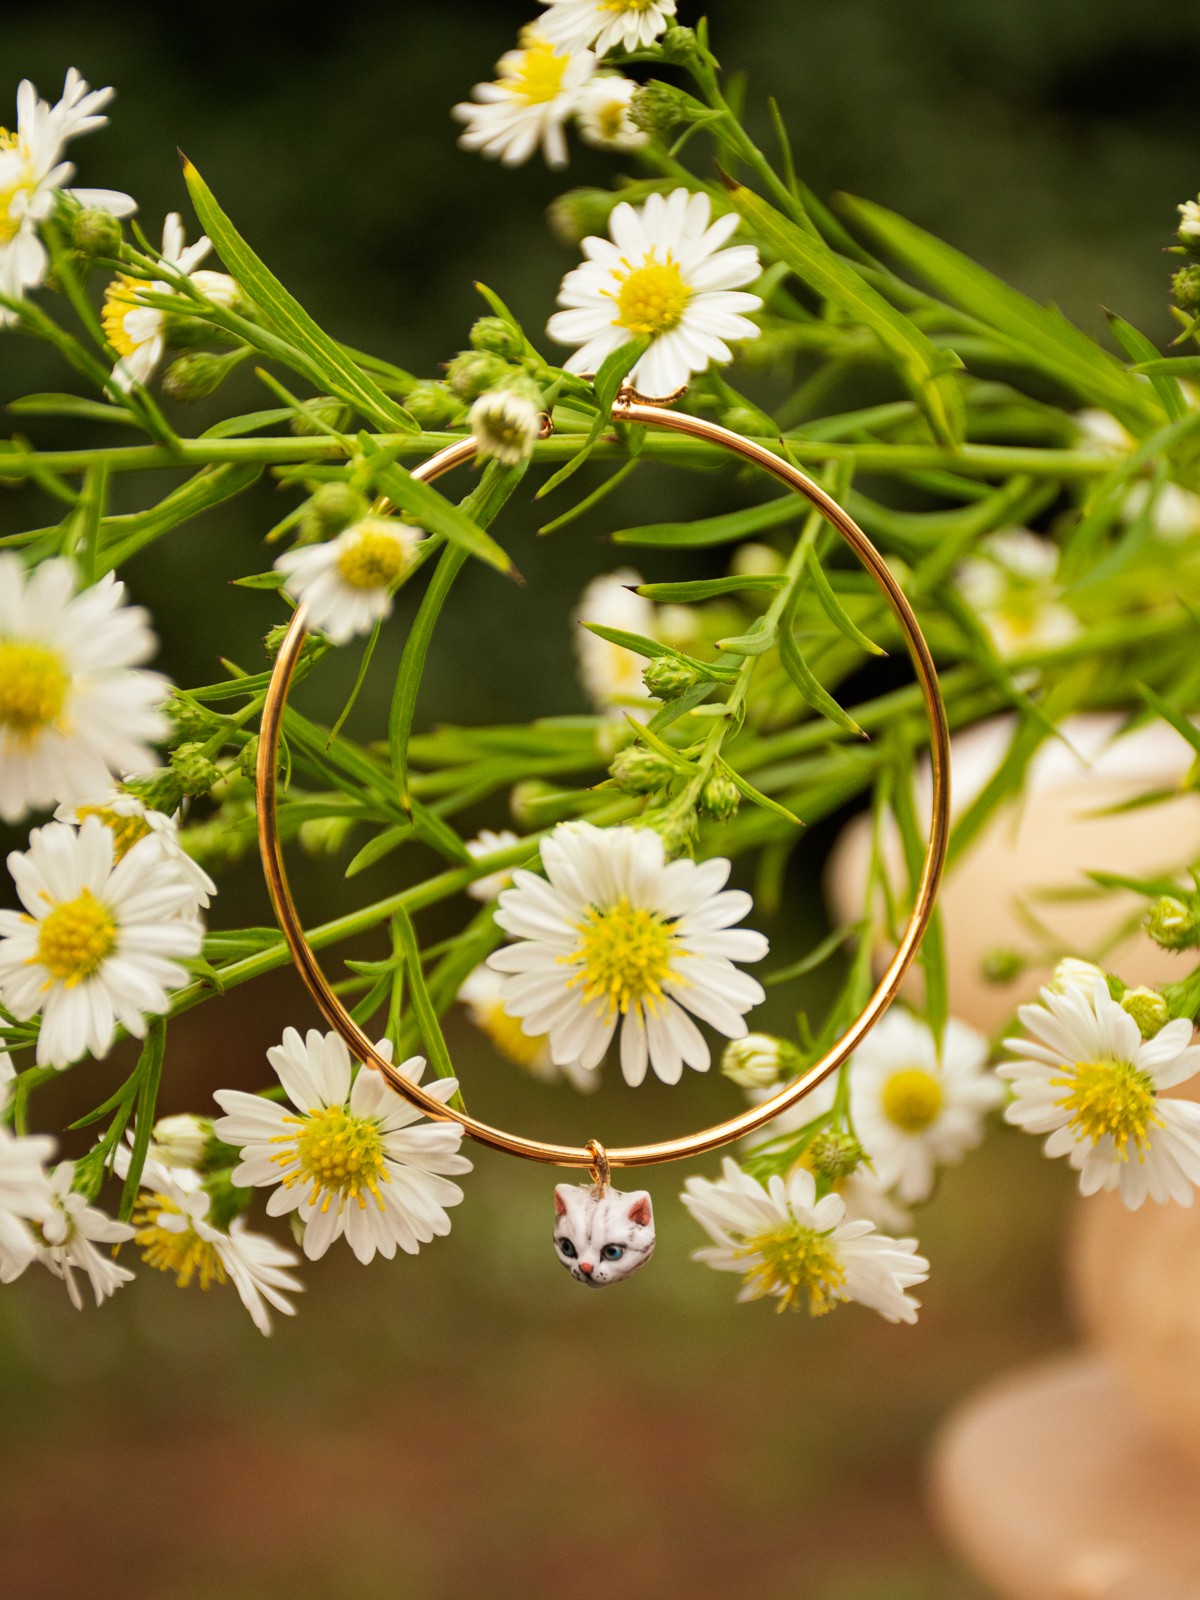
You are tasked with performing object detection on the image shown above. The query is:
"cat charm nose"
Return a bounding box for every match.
[580,1261,593,1275]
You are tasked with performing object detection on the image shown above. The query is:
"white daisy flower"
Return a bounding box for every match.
[1074,409,1134,456]
[1048,957,1109,996]
[0,1056,56,1283]
[274,516,424,646]
[849,1009,1003,1205]
[0,555,171,824]
[465,828,523,902]
[574,566,657,717]
[468,388,542,465]
[458,963,598,1092]
[213,1028,471,1264]
[574,76,649,152]
[0,69,135,318]
[1123,479,1200,543]
[123,1152,302,1335]
[37,1161,134,1309]
[538,0,677,54]
[1179,199,1200,246]
[998,977,1200,1209]
[101,212,224,390]
[0,817,204,1069]
[956,528,1081,659]
[55,789,216,915]
[453,30,595,169]
[487,821,769,1087]
[682,1158,929,1322]
[546,188,762,399]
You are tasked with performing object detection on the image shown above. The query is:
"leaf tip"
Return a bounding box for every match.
[713,161,738,194]
[177,149,197,180]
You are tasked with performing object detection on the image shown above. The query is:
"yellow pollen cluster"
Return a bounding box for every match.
[881,1067,944,1133]
[279,1104,389,1212]
[34,889,117,985]
[508,38,570,105]
[602,0,657,12]
[595,101,629,141]
[334,526,409,591]
[480,1001,551,1073]
[0,129,33,245]
[0,640,69,737]
[1054,1056,1161,1159]
[100,276,146,359]
[614,255,690,337]
[133,1195,226,1289]
[570,895,676,1015]
[738,1222,848,1316]
[76,804,153,861]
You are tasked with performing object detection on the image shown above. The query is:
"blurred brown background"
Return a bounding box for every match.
[3,1,1199,1594]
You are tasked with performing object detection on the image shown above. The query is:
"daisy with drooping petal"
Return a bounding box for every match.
[547,188,762,399]
[849,1009,1003,1205]
[0,818,203,1069]
[538,0,677,54]
[121,1150,302,1335]
[0,1055,55,1283]
[101,213,226,390]
[458,964,598,1092]
[998,977,1200,1209]
[56,789,216,915]
[213,1028,472,1264]
[574,77,649,152]
[38,1161,134,1309]
[487,821,769,1087]
[465,828,523,902]
[453,30,596,169]
[469,388,542,465]
[0,69,135,317]
[574,567,657,717]
[274,517,424,645]
[956,528,1080,660]
[0,555,171,824]
[682,1158,929,1322]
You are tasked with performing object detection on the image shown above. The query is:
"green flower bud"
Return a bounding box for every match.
[659,23,700,65]
[290,396,351,436]
[299,815,354,857]
[699,772,740,822]
[72,207,123,258]
[168,696,213,740]
[720,1033,800,1089]
[641,807,698,859]
[610,744,674,795]
[470,316,523,359]
[151,1114,214,1169]
[546,187,620,246]
[1173,264,1200,310]
[1147,895,1200,951]
[170,741,223,798]
[204,1167,253,1233]
[807,1128,865,1183]
[445,350,510,401]
[264,622,290,658]
[629,80,703,137]
[509,780,551,828]
[309,481,368,534]
[981,948,1026,985]
[643,655,697,700]
[161,348,246,403]
[721,406,771,437]
[404,380,466,429]
[237,735,260,781]
[1120,986,1172,1040]
[122,770,185,815]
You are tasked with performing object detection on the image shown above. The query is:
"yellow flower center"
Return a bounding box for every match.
[133,1195,226,1289]
[508,38,571,105]
[334,526,410,591]
[880,1067,944,1134]
[34,889,117,985]
[602,0,657,11]
[0,130,34,245]
[477,1000,551,1073]
[738,1222,848,1316]
[0,640,70,737]
[1053,1057,1160,1159]
[570,895,677,1015]
[280,1104,389,1211]
[596,100,629,141]
[75,803,153,861]
[614,256,690,337]
[101,275,157,359]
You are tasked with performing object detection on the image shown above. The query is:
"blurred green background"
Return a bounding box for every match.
[2,2,1198,1595]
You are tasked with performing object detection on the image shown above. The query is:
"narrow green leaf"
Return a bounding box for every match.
[779,631,866,738]
[891,748,948,1041]
[727,180,964,446]
[535,335,650,500]
[392,907,463,1106]
[804,546,886,657]
[636,574,788,602]
[181,156,417,434]
[118,1020,166,1222]
[7,393,140,426]
[581,622,739,680]
[99,462,262,570]
[346,822,415,879]
[718,760,804,827]
[1106,312,1185,421]
[1136,682,1200,758]
[715,618,776,655]
[613,494,800,548]
[359,435,520,580]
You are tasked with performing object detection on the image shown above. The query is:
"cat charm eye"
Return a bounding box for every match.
[553,1182,655,1288]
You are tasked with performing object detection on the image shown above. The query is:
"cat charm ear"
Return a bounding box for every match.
[552,1182,656,1287]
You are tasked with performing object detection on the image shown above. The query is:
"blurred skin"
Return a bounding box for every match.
[0,3,1196,1595]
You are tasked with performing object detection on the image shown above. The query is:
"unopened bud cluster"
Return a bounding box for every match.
[807,1128,865,1183]
[643,656,696,700]
[610,744,674,795]
[1120,986,1172,1040]
[720,1033,802,1089]
[1148,895,1200,951]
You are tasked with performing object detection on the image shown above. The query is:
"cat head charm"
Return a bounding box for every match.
[553,1183,655,1287]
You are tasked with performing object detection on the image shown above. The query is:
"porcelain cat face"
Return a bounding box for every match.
[553,1183,655,1287]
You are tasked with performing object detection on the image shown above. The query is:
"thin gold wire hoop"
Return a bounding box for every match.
[256,396,951,1172]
